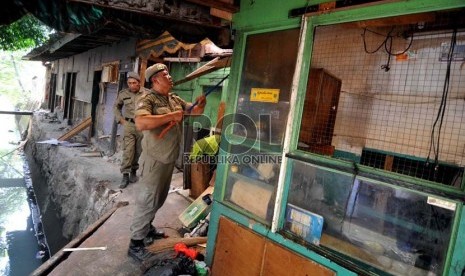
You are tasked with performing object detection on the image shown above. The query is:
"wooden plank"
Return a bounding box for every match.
[384,155,394,171]
[174,57,231,86]
[190,162,211,198]
[210,7,232,21]
[215,101,226,131]
[139,58,148,87]
[58,117,92,141]
[320,234,381,266]
[343,12,436,28]
[145,237,207,254]
[211,217,265,276]
[185,0,239,13]
[262,241,335,276]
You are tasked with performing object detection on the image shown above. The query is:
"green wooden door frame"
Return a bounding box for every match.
[207,1,465,275]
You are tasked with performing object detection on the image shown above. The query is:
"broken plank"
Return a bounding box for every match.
[58,117,92,141]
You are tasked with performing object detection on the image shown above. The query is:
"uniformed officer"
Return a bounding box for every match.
[127,63,206,262]
[113,72,147,189]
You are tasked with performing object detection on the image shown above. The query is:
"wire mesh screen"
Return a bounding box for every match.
[298,11,465,187]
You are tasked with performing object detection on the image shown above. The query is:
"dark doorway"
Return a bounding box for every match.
[48,74,57,113]
[91,71,102,137]
[63,72,77,125]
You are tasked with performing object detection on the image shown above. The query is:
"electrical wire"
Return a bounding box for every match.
[426,29,457,173]
[362,27,414,71]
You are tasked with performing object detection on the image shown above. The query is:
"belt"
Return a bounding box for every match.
[125,117,135,123]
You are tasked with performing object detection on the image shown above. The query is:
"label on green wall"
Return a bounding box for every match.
[250,88,280,103]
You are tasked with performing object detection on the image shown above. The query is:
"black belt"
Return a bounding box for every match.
[125,117,135,123]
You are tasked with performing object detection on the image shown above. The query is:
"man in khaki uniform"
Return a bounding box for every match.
[127,63,206,262]
[113,72,147,188]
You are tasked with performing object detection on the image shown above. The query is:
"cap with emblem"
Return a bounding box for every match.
[127,71,140,81]
[145,63,167,82]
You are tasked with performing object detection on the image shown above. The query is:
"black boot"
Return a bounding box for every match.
[120,173,129,189]
[143,225,166,246]
[128,239,154,262]
[129,169,138,183]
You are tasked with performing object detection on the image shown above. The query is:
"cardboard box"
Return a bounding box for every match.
[286,204,324,245]
[179,186,214,228]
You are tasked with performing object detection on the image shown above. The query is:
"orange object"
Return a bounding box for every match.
[174,242,199,260]
[396,53,409,61]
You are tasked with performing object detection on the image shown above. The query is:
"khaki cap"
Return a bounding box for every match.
[145,63,168,82]
[127,71,140,81]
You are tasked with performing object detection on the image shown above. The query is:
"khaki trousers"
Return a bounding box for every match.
[130,153,175,240]
[120,122,142,174]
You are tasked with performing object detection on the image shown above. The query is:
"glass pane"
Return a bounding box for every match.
[234,28,299,147]
[285,159,455,275]
[224,145,281,223]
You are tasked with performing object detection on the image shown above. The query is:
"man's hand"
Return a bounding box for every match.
[195,95,207,108]
[171,110,184,122]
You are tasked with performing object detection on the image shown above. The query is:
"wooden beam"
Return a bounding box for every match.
[343,12,436,28]
[384,155,394,171]
[69,0,221,27]
[145,236,207,254]
[185,0,239,13]
[139,58,148,86]
[210,8,233,21]
[174,56,231,86]
[58,117,92,141]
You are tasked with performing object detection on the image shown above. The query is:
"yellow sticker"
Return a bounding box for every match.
[250,88,280,103]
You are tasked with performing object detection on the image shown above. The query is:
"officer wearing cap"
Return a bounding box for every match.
[127,63,206,262]
[113,71,149,188]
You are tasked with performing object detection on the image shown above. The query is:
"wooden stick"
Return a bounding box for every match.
[62,247,107,251]
[31,201,129,276]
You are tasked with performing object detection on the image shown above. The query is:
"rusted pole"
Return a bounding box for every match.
[0,110,33,115]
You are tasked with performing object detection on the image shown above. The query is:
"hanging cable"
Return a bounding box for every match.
[426,28,457,175]
[362,27,414,72]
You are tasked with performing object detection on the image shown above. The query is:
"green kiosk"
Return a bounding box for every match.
[205,0,465,275]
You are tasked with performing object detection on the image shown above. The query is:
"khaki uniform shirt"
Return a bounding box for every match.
[135,90,187,163]
[113,87,149,123]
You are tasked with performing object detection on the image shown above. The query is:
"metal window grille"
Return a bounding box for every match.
[299,10,465,186]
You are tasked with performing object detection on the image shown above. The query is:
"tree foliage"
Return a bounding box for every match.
[0,14,50,51]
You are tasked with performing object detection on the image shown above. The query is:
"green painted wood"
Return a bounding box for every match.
[312,0,465,26]
[207,202,358,275]
[208,0,465,274]
[447,205,465,276]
